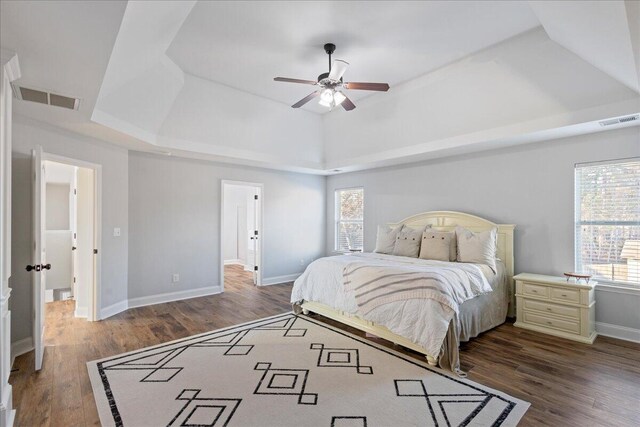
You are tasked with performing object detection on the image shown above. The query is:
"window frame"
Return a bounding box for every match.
[574,157,640,288]
[334,186,364,253]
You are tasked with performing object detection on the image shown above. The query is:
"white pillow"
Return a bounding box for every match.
[374,224,403,254]
[456,226,497,272]
[393,225,426,258]
[420,230,456,262]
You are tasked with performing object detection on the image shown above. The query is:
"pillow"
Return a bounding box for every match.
[392,225,426,258]
[419,231,456,262]
[374,224,403,254]
[456,226,497,272]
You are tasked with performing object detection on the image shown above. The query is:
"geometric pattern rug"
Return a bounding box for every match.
[88,313,529,426]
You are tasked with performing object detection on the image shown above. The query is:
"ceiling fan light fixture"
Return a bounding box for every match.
[333,91,346,106]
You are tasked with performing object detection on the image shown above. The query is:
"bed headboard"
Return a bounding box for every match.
[388,211,515,315]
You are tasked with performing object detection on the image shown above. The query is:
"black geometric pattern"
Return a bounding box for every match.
[94,313,521,427]
[253,316,308,337]
[331,416,368,427]
[310,343,373,374]
[253,362,318,405]
[394,379,512,426]
[100,316,309,384]
[167,389,241,427]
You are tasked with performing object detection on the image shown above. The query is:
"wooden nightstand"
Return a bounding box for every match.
[513,273,597,344]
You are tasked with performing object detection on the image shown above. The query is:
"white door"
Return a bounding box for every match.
[32,146,47,371]
[250,190,261,285]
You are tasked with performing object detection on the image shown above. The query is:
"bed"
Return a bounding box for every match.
[291,211,515,375]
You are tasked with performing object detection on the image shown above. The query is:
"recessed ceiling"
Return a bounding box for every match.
[166,1,541,113]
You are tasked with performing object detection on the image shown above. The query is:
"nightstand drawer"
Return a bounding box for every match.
[522,282,549,299]
[523,311,580,334]
[550,287,580,304]
[523,299,580,320]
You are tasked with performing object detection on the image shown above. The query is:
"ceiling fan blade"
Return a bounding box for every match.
[343,82,390,92]
[328,60,349,81]
[341,94,356,111]
[274,77,317,85]
[292,91,319,108]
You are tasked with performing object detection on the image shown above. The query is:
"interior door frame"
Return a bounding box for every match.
[220,180,263,291]
[41,152,102,321]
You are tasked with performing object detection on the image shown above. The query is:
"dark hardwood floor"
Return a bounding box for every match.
[9,265,640,426]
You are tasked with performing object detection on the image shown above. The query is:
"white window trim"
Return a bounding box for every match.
[574,157,640,289]
[334,186,364,254]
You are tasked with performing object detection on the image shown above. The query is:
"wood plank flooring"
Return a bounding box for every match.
[9,265,640,426]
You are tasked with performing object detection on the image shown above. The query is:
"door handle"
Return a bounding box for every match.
[41,264,51,270]
[26,264,42,272]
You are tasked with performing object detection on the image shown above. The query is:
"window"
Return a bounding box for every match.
[575,158,640,285]
[335,187,364,252]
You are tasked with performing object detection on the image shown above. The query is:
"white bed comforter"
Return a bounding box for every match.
[291,253,494,360]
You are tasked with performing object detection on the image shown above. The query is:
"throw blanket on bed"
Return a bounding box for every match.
[343,259,492,316]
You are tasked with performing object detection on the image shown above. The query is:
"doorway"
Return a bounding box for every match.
[221,180,262,291]
[31,148,101,371]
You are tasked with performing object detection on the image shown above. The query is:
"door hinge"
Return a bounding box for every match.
[254,195,258,200]
[74,189,77,195]
[254,230,258,236]
[73,277,76,283]
[254,266,258,271]
[93,249,98,254]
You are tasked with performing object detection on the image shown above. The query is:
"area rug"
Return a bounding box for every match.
[88,312,529,426]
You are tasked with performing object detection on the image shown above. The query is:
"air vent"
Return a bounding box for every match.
[11,84,80,110]
[599,114,639,127]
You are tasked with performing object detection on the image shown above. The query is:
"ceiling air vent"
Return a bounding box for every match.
[11,84,80,110]
[599,114,639,127]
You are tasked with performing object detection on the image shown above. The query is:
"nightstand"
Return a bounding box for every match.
[513,273,597,344]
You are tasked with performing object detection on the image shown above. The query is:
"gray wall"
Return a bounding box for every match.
[127,151,326,299]
[326,127,640,330]
[10,116,129,342]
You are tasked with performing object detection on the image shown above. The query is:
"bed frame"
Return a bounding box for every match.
[300,211,515,365]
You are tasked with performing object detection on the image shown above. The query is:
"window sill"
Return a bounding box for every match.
[595,281,640,296]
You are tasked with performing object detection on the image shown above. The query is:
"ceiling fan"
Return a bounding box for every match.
[274,43,390,111]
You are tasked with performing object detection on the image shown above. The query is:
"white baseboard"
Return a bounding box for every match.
[100,299,129,319]
[74,306,88,319]
[128,286,222,310]
[11,336,34,367]
[261,273,300,286]
[224,259,243,265]
[596,322,640,343]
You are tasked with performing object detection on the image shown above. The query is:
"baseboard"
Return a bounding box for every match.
[223,259,243,265]
[596,322,640,343]
[100,299,129,320]
[127,286,222,310]
[74,306,88,319]
[11,336,34,367]
[261,273,300,286]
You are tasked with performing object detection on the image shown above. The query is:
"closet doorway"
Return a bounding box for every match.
[221,180,263,291]
[42,160,97,316]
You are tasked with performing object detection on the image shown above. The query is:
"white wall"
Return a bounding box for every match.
[9,116,128,342]
[325,127,640,333]
[127,151,326,300]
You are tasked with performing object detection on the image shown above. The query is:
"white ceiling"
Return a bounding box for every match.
[2,0,639,175]
[166,1,540,113]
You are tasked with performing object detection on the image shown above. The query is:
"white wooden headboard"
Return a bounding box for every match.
[388,211,516,315]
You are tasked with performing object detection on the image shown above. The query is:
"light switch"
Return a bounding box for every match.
[113,227,121,237]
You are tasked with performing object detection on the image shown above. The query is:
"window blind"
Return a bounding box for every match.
[575,158,640,285]
[335,188,364,252]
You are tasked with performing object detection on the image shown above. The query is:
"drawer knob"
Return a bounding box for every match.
[547,308,552,311]
[561,294,567,297]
